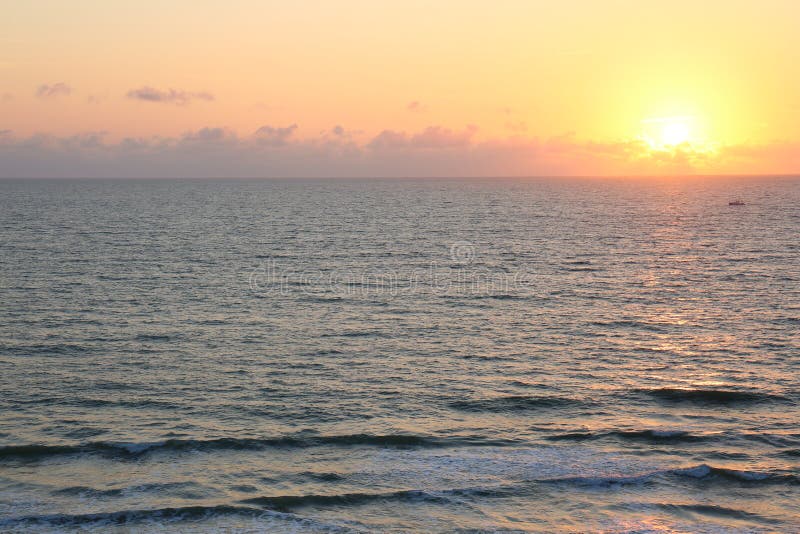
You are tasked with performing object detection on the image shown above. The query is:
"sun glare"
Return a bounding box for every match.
[660,121,690,146]
[641,116,696,149]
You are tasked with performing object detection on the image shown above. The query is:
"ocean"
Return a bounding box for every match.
[0,177,798,532]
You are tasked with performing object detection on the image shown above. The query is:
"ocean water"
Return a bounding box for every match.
[0,177,798,533]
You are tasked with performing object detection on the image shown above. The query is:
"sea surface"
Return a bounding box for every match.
[0,177,799,533]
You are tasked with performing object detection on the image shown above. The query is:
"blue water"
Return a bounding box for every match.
[1,177,799,532]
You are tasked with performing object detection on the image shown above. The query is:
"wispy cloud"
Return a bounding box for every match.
[126,86,215,105]
[35,83,72,98]
[407,101,427,112]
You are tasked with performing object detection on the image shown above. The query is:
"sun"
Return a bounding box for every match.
[660,121,690,146]
[641,116,695,149]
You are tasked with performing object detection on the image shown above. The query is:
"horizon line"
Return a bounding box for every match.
[2,174,799,181]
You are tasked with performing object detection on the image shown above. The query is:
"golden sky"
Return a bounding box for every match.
[1,0,798,176]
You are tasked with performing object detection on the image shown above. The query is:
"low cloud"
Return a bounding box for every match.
[182,127,232,143]
[411,125,478,148]
[35,83,72,98]
[369,125,478,150]
[254,124,297,146]
[322,125,362,142]
[126,86,215,105]
[0,124,797,178]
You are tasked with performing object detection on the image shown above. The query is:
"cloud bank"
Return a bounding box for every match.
[0,125,797,178]
[126,86,215,105]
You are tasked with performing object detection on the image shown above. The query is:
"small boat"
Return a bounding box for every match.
[728,200,745,206]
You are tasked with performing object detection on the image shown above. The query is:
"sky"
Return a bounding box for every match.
[1,0,798,177]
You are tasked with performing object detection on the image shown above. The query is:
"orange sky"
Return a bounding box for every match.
[1,0,798,176]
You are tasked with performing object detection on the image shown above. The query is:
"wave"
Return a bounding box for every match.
[462,294,525,300]
[241,488,449,512]
[613,502,778,524]
[545,429,707,443]
[0,343,96,356]
[53,481,208,499]
[449,395,590,412]
[634,387,793,405]
[2,465,797,529]
[590,320,665,332]
[321,330,386,338]
[6,395,181,412]
[38,465,792,521]
[134,333,178,342]
[656,503,778,523]
[296,471,347,482]
[0,505,259,528]
[542,464,800,488]
[0,433,516,462]
[561,266,601,272]
[459,354,516,361]
[0,505,355,531]
[673,464,800,484]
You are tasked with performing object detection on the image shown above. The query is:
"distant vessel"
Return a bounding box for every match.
[729,200,745,206]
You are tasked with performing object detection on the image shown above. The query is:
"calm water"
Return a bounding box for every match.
[1,177,799,533]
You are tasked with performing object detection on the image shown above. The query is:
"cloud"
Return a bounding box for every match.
[369,125,478,150]
[411,125,478,148]
[716,141,800,172]
[182,127,231,143]
[0,125,797,178]
[67,131,109,149]
[254,124,297,146]
[35,83,72,98]
[1,93,13,102]
[319,125,362,142]
[367,129,409,150]
[126,86,215,105]
[407,101,427,112]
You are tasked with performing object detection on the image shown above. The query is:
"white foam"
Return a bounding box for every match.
[673,464,712,478]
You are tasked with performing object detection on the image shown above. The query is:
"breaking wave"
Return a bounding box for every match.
[0,433,517,462]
